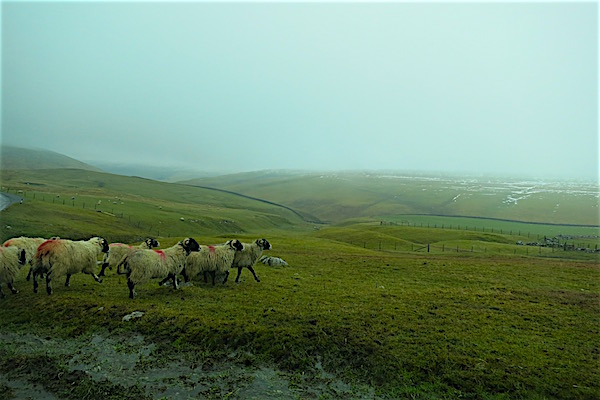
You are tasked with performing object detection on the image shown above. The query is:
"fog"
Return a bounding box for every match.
[2,1,598,180]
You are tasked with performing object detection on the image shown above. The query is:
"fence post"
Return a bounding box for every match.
[427,244,430,253]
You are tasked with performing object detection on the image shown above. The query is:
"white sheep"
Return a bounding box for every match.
[117,238,200,299]
[181,239,244,286]
[99,238,160,277]
[0,246,27,298]
[32,237,109,295]
[231,238,271,283]
[3,236,48,281]
[260,255,288,267]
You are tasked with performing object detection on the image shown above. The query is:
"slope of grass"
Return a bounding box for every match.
[185,171,599,226]
[1,167,598,398]
[0,233,598,399]
[0,169,312,243]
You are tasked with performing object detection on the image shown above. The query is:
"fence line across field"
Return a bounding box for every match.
[6,189,599,253]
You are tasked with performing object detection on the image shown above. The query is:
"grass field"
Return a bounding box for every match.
[184,171,599,226]
[0,233,598,399]
[0,167,599,399]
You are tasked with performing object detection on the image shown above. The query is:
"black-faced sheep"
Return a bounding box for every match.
[3,236,48,281]
[117,238,200,299]
[181,239,244,285]
[0,246,27,298]
[32,237,109,295]
[231,238,271,283]
[99,238,160,276]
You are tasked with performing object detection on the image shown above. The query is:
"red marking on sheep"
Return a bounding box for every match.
[111,243,132,249]
[35,239,61,257]
[208,246,215,254]
[154,250,167,260]
[3,239,13,247]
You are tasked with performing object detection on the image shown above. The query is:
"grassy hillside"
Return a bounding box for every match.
[184,171,600,226]
[0,168,312,243]
[0,163,598,398]
[0,146,102,172]
[0,233,598,399]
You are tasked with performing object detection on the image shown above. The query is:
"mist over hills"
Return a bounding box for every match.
[1,145,102,172]
[2,146,598,226]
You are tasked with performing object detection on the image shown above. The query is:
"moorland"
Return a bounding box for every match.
[0,146,598,399]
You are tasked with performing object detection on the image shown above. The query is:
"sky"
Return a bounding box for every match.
[1,1,598,180]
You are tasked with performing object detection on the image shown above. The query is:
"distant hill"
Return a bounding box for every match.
[0,146,103,172]
[87,161,223,182]
[182,171,599,226]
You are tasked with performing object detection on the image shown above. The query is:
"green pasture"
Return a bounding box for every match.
[186,171,599,226]
[381,215,600,238]
[0,233,598,399]
[1,167,599,398]
[0,169,311,243]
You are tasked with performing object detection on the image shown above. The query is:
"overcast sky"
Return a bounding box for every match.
[1,1,598,180]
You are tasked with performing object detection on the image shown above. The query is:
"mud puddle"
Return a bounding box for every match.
[0,330,378,399]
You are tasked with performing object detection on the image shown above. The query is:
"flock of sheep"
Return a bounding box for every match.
[0,235,274,299]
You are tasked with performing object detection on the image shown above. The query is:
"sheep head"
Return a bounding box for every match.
[226,239,244,252]
[256,238,271,251]
[181,237,201,255]
[92,237,110,253]
[146,238,160,248]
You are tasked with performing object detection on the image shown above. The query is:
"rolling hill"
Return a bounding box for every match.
[0,145,103,172]
[0,167,313,243]
[183,171,599,226]
[2,147,597,228]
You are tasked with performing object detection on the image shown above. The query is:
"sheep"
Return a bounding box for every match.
[231,238,271,283]
[32,237,109,295]
[99,238,160,277]
[117,238,200,299]
[181,239,244,286]
[0,246,27,298]
[260,255,288,267]
[3,236,48,281]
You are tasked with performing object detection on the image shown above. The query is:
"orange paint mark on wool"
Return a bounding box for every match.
[208,246,215,254]
[3,239,14,247]
[35,239,61,257]
[111,243,132,249]
[153,250,167,260]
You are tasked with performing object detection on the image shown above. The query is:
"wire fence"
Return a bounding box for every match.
[5,188,600,255]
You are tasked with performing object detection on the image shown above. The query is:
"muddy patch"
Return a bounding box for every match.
[0,330,378,399]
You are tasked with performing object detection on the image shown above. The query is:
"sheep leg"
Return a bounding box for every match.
[158,276,170,286]
[127,279,136,299]
[98,262,109,277]
[181,269,189,283]
[210,271,216,286]
[203,271,208,283]
[91,273,103,283]
[46,272,53,295]
[170,273,179,290]
[26,266,33,281]
[222,271,229,284]
[8,281,18,294]
[234,267,243,283]
[65,274,71,287]
[33,271,39,293]
[247,266,260,282]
